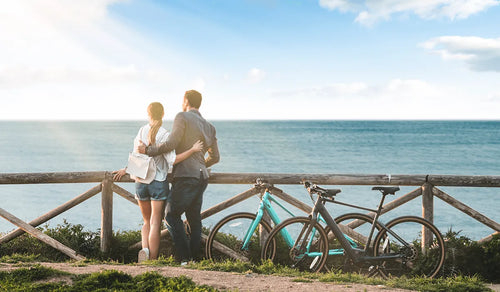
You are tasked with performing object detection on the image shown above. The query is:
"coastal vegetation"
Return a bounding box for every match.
[0,265,216,291]
[0,221,498,291]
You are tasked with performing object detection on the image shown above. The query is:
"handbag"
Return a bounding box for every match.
[126,152,153,180]
[125,126,157,184]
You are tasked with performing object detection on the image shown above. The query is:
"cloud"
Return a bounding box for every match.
[319,0,499,26]
[0,65,174,88]
[0,0,194,120]
[262,78,500,119]
[0,0,189,86]
[191,77,207,91]
[247,68,266,83]
[486,92,500,101]
[274,82,369,97]
[274,79,438,100]
[421,36,500,72]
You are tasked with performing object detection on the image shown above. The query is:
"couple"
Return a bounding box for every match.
[114,90,219,263]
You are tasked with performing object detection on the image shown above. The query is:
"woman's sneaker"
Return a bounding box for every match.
[138,248,150,263]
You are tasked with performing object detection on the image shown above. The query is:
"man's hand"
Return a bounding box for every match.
[137,140,147,154]
[190,140,204,152]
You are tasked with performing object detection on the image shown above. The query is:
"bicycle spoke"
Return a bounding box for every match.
[324,213,382,275]
[373,216,445,278]
[206,212,274,263]
[262,217,328,272]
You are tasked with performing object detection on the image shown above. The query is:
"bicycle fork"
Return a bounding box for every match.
[241,190,286,250]
[289,217,319,269]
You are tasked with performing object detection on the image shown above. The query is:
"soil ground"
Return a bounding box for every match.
[0,262,413,292]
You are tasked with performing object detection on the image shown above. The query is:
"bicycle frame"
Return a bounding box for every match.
[240,187,295,250]
[239,184,364,258]
[308,195,412,264]
[240,186,353,255]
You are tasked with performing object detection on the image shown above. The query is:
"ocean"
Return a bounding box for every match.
[0,120,499,240]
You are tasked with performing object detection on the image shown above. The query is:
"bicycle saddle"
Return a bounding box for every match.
[321,189,342,198]
[372,186,400,195]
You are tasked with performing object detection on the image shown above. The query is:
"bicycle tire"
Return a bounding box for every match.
[261,216,329,272]
[323,213,383,272]
[373,216,445,278]
[205,212,275,263]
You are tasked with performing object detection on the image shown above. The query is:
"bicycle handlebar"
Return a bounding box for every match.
[302,181,326,194]
[302,181,342,201]
[255,178,273,189]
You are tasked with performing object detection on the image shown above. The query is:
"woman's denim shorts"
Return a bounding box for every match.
[135,180,169,201]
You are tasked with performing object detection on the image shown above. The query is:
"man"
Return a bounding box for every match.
[138,90,219,262]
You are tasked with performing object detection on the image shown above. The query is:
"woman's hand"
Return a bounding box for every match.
[191,140,204,152]
[113,168,127,181]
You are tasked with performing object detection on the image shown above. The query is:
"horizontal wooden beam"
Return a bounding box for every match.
[207,173,420,185]
[0,172,107,184]
[427,175,500,187]
[1,172,500,187]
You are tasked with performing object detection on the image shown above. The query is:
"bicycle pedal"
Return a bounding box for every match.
[310,256,319,270]
[367,265,381,277]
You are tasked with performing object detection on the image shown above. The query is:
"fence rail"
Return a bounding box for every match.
[2,172,500,186]
[1,172,499,260]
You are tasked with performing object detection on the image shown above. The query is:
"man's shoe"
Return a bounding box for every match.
[138,248,150,263]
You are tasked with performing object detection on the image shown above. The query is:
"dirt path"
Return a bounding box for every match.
[0,262,414,292]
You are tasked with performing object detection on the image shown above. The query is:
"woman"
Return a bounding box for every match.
[114,102,203,261]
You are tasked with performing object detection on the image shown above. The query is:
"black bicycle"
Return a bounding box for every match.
[261,182,445,278]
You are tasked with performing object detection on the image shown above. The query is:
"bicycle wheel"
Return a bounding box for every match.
[323,213,383,272]
[205,212,275,263]
[261,216,328,272]
[373,216,445,278]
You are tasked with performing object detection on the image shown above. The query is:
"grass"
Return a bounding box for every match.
[136,257,493,291]
[152,258,493,292]
[0,264,217,291]
[0,254,42,263]
[0,257,494,291]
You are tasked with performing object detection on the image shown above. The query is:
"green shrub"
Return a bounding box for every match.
[0,220,141,263]
[443,230,500,282]
[104,229,142,263]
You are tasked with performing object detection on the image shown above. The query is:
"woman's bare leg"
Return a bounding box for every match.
[138,200,152,250]
[149,200,166,259]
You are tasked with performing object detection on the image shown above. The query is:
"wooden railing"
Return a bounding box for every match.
[1,172,499,260]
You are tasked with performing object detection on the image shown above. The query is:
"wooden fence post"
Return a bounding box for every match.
[422,182,434,248]
[101,174,113,252]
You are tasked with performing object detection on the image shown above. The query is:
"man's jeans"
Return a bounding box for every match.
[165,174,208,262]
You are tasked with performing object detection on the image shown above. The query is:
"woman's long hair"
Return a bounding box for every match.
[147,102,164,146]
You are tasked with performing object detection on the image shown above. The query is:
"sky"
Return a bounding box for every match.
[0,0,499,120]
